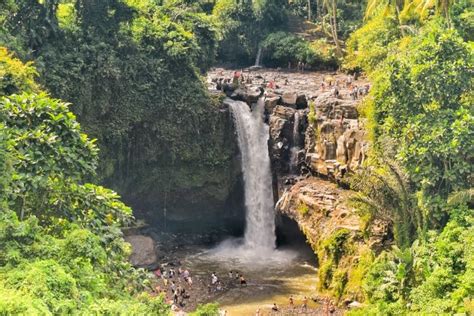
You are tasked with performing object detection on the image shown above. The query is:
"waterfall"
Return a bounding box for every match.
[254,47,263,67]
[228,98,275,251]
[290,111,301,173]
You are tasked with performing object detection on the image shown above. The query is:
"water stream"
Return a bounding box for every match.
[227,98,275,252]
[254,47,263,67]
[290,111,301,174]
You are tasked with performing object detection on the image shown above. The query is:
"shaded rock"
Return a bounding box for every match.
[125,235,158,269]
[296,93,308,109]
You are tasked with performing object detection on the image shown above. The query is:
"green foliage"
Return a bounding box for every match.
[0,0,240,220]
[0,57,169,314]
[317,229,351,292]
[0,47,39,96]
[213,0,288,64]
[369,21,473,225]
[297,202,310,216]
[349,151,419,248]
[262,32,338,69]
[346,8,473,314]
[344,14,400,72]
[190,303,220,316]
[356,214,473,314]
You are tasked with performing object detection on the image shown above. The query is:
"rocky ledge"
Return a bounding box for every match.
[276,178,388,302]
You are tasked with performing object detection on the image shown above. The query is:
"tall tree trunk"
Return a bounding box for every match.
[307,0,312,20]
[316,0,321,20]
[330,0,342,56]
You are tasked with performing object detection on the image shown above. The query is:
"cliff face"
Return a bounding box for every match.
[98,103,245,232]
[45,60,246,232]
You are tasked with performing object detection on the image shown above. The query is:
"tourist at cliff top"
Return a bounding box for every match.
[154,268,161,278]
[211,272,218,285]
[272,303,279,312]
[240,275,247,286]
[186,276,193,287]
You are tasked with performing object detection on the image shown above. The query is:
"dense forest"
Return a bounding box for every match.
[0,0,473,315]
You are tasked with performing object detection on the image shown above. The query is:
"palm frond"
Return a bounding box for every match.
[447,188,474,206]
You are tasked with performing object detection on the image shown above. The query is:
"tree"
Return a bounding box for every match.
[323,0,342,56]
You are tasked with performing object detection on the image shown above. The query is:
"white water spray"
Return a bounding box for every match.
[290,111,301,173]
[255,47,263,67]
[228,97,275,251]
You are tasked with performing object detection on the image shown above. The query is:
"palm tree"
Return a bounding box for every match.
[322,0,342,56]
[365,0,409,35]
[348,151,421,248]
[412,0,454,24]
[448,188,474,206]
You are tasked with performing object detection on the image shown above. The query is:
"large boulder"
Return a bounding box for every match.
[281,91,298,106]
[273,105,296,120]
[230,86,261,104]
[265,96,280,113]
[124,235,158,269]
[296,93,308,109]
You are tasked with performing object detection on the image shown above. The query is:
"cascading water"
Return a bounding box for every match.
[254,47,263,67]
[290,111,301,174]
[228,97,275,251]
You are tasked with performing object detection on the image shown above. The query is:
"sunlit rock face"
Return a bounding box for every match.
[305,92,368,180]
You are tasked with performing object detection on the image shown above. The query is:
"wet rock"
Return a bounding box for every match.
[230,87,261,104]
[124,235,158,269]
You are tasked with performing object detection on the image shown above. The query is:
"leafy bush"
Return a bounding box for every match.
[190,303,220,316]
[343,14,400,73]
[0,47,39,96]
[262,32,338,69]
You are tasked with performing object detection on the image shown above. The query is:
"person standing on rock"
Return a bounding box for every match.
[272,303,279,312]
[211,272,218,285]
[233,71,241,88]
[302,296,308,311]
[240,275,247,287]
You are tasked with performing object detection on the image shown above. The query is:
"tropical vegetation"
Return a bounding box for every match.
[0,0,472,314]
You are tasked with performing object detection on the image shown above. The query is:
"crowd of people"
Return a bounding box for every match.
[149,265,254,314]
[151,266,194,312]
[320,75,370,100]
[212,69,370,107]
[150,263,339,315]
